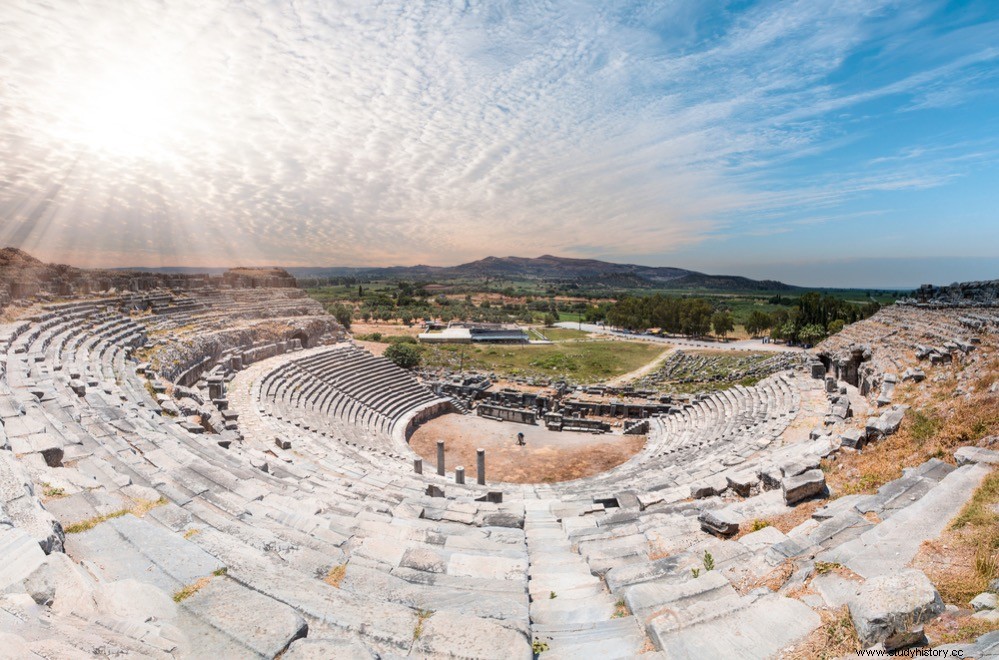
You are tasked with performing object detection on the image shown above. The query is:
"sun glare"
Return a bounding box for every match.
[70,67,184,159]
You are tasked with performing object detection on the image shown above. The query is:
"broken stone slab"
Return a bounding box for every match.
[399,547,447,574]
[180,576,308,657]
[690,473,728,499]
[8,432,64,467]
[737,526,789,553]
[0,450,65,553]
[800,510,874,551]
[176,398,201,416]
[848,569,944,650]
[782,469,826,505]
[283,638,375,659]
[955,446,999,466]
[698,509,741,537]
[758,464,783,490]
[780,456,821,479]
[971,592,998,612]
[173,386,204,405]
[725,471,758,497]
[866,407,906,440]
[624,570,734,620]
[648,592,821,658]
[178,420,204,434]
[902,368,925,383]
[840,428,865,449]
[409,609,531,659]
[0,527,46,590]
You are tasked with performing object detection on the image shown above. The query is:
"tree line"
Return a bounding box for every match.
[603,292,879,344]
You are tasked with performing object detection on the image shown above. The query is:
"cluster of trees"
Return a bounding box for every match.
[317,281,615,328]
[384,342,422,369]
[743,293,880,343]
[320,282,536,327]
[604,295,731,337]
[602,292,879,343]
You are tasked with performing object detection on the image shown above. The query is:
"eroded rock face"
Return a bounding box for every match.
[912,280,999,307]
[848,569,944,649]
[0,449,64,554]
[819,343,871,389]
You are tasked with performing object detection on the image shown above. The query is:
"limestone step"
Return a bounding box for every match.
[64,514,225,593]
[623,570,736,621]
[176,576,307,658]
[0,527,46,590]
[532,617,647,659]
[817,462,993,578]
[648,592,821,659]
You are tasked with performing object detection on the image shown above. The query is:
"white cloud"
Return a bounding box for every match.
[0,0,995,267]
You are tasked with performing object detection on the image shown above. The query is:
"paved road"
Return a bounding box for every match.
[554,322,806,353]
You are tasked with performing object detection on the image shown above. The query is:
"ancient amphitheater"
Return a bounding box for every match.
[1,274,998,658]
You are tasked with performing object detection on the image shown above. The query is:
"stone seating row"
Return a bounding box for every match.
[1,298,536,657]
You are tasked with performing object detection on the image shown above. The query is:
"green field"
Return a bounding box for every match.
[419,340,663,384]
[536,327,592,341]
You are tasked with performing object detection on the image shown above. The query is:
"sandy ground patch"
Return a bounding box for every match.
[409,413,646,483]
[604,345,676,387]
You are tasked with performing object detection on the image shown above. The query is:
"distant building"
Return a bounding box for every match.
[419,322,529,344]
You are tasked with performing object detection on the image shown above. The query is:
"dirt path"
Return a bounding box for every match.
[603,345,677,387]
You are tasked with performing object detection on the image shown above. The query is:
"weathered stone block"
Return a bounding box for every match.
[690,474,728,499]
[698,509,741,537]
[782,469,826,505]
[955,446,999,466]
[848,569,944,649]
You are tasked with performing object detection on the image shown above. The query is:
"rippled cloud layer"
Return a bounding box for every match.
[1,1,997,268]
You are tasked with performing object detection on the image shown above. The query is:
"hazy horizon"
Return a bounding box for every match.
[79,252,999,291]
[2,1,997,281]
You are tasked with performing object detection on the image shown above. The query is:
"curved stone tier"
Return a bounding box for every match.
[1,294,996,658]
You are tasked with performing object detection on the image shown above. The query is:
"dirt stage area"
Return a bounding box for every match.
[408,413,646,483]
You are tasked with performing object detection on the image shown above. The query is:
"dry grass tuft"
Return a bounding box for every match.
[736,499,824,539]
[914,468,999,606]
[324,563,347,588]
[826,393,999,497]
[64,508,131,534]
[782,606,860,660]
[64,497,168,534]
[132,496,168,517]
[412,608,434,640]
[41,483,67,500]
[638,636,658,654]
[926,613,999,646]
[172,576,211,603]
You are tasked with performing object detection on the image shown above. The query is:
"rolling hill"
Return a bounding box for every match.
[285,255,798,291]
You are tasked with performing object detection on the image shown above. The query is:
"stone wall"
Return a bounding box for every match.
[476,403,537,425]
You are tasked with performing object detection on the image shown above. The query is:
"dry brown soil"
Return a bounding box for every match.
[409,413,645,483]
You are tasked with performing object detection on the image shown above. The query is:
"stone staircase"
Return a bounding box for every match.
[525,499,646,658]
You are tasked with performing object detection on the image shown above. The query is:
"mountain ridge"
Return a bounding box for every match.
[284,255,798,291]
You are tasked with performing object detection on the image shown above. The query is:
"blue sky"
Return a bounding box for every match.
[0,0,997,287]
